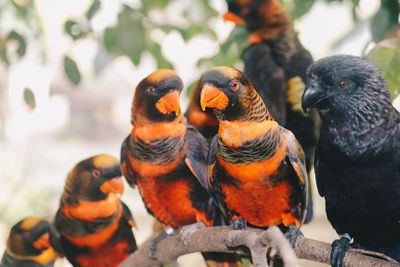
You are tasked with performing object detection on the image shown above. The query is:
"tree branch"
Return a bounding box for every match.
[119,226,400,267]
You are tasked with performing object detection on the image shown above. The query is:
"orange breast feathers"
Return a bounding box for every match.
[75,241,130,267]
[137,177,211,228]
[223,178,299,227]
[131,120,186,142]
[218,120,279,148]
[62,194,120,222]
[63,201,123,247]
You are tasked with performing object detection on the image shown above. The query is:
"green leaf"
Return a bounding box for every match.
[103,5,146,66]
[64,19,87,41]
[23,87,36,111]
[365,38,400,98]
[288,0,317,20]
[148,43,174,69]
[7,31,26,57]
[86,0,101,21]
[63,55,81,85]
[0,41,9,64]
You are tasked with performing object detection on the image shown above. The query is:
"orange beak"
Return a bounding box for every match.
[156,90,180,116]
[200,84,229,111]
[100,177,124,195]
[33,233,50,250]
[223,11,245,25]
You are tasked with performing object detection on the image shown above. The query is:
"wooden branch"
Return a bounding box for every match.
[119,226,400,267]
[295,237,400,267]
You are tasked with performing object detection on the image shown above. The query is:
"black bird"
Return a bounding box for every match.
[302,54,400,266]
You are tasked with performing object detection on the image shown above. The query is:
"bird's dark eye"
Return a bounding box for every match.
[92,169,101,178]
[241,7,249,16]
[147,86,155,94]
[230,80,240,91]
[339,80,348,89]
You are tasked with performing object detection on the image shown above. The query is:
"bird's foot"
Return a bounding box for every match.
[148,227,175,260]
[180,222,206,246]
[284,224,304,248]
[330,234,351,267]
[232,218,247,230]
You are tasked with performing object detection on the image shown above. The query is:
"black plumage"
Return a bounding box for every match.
[302,54,400,265]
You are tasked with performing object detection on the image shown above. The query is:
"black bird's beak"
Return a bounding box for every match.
[302,81,329,112]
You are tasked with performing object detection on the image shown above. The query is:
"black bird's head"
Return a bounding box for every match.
[5,217,58,265]
[200,66,270,122]
[302,55,393,129]
[132,69,183,125]
[62,154,124,205]
[223,0,290,34]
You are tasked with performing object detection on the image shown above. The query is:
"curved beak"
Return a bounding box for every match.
[223,11,245,25]
[156,90,180,116]
[200,84,229,111]
[33,233,50,250]
[100,176,124,195]
[302,81,329,112]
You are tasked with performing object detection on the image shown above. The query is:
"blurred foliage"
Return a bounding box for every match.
[23,87,36,111]
[64,55,82,85]
[0,0,43,65]
[0,0,399,90]
[199,0,399,81]
[366,37,400,98]
[63,0,222,83]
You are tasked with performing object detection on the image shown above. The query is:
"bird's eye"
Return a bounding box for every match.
[241,7,249,16]
[230,80,240,91]
[92,169,101,178]
[147,86,155,94]
[339,80,348,89]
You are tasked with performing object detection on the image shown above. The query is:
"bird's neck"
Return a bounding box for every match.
[218,119,279,148]
[131,115,187,142]
[61,193,121,222]
[322,106,400,160]
[129,116,187,166]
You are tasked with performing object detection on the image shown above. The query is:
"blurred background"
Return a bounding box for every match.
[0,0,399,266]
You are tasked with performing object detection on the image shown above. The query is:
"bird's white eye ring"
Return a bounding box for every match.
[339,80,348,89]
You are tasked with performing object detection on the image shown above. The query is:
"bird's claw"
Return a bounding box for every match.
[180,222,206,246]
[148,228,174,260]
[284,224,304,248]
[232,218,247,230]
[330,235,351,267]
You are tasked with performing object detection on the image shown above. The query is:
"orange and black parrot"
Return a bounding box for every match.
[186,80,219,142]
[53,154,137,267]
[1,217,58,267]
[120,69,241,266]
[200,66,308,243]
[223,0,317,222]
